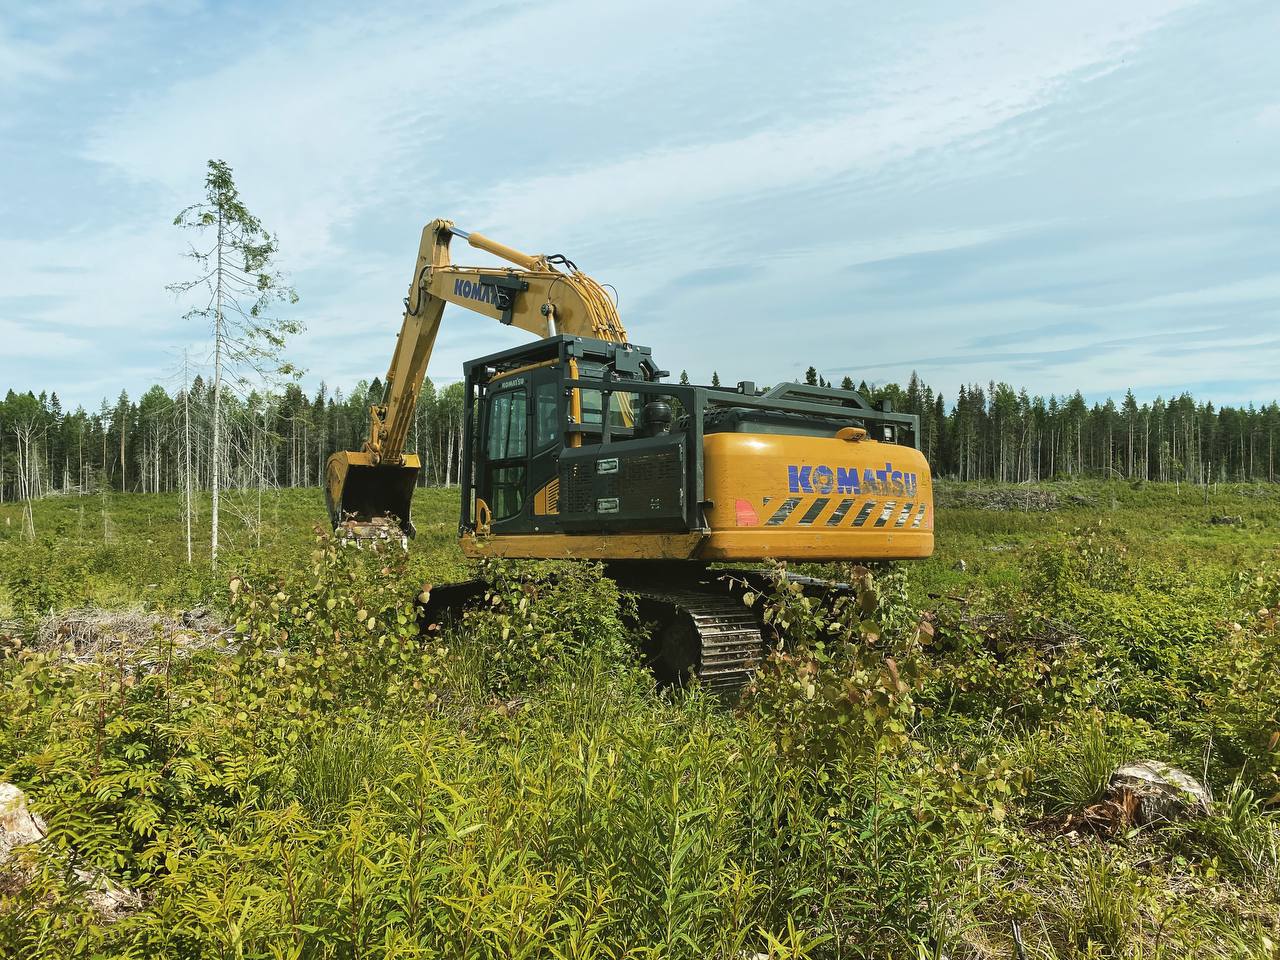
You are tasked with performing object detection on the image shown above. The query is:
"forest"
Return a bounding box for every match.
[2,371,1278,505]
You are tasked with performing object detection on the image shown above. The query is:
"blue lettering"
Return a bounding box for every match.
[836,466,861,494]
[812,465,835,494]
[788,465,813,493]
[788,462,921,497]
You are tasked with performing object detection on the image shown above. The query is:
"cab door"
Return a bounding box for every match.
[526,371,564,533]
[481,382,532,534]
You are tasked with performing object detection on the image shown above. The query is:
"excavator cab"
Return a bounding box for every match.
[455,334,932,563]
[463,337,680,541]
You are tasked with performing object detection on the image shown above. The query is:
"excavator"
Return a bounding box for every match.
[327,220,934,693]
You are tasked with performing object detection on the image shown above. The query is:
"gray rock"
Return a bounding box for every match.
[0,782,45,864]
[1,782,46,901]
[1107,761,1211,825]
[0,782,139,920]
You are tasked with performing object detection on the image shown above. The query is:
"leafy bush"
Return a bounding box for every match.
[744,564,933,767]
[2,484,1280,957]
[0,540,94,616]
[1030,521,1133,599]
[226,530,447,736]
[457,558,637,696]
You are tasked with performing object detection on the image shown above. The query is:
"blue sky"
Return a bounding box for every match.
[2,0,1278,410]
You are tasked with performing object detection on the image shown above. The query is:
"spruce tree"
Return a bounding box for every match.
[170,159,300,565]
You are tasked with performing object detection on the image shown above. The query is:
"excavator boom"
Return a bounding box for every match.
[326,220,625,535]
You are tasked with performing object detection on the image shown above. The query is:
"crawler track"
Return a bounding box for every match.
[627,584,766,696]
[420,565,852,699]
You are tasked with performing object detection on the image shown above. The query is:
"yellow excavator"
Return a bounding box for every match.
[327,220,934,691]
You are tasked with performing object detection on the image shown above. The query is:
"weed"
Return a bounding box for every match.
[289,725,406,821]
[1076,851,1142,955]
[1039,713,1126,811]
[1185,779,1280,887]
[1,483,1278,956]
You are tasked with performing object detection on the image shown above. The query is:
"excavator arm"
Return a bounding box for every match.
[326,218,626,536]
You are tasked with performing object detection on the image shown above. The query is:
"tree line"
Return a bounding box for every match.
[4,370,1278,506]
[800,366,1280,485]
[0,376,465,504]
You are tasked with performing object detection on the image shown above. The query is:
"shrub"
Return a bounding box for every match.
[457,558,637,696]
[1030,521,1133,601]
[226,529,446,737]
[744,563,934,768]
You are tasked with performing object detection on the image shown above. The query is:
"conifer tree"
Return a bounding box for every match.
[170,159,300,565]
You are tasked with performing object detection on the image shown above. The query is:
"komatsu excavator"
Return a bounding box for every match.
[327,220,934,692]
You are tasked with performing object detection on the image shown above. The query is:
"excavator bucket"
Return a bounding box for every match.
[325,451,421,538]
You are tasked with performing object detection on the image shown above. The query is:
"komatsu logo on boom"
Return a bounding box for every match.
[788,463,919,497]
[454,278,495,305]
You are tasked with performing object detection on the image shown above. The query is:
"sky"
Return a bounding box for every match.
[2,0,1278,411]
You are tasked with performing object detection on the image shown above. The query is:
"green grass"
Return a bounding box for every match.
[0,485,467,616]
[921,478,1280,594]
[3,478,1275,615]
[0,480,1278,958]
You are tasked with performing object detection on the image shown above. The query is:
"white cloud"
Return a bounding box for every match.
[466,0,1198,238]
[11,0,1280,413]
[84,0,743,268]
[1257,103,1280,129]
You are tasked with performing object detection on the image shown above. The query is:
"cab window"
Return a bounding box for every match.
[486,386,527,521]
[575,388,638,438]
[579,389,603,425]
[609,391,638,430]
[534,381,559,448]
[486,387,527,460]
